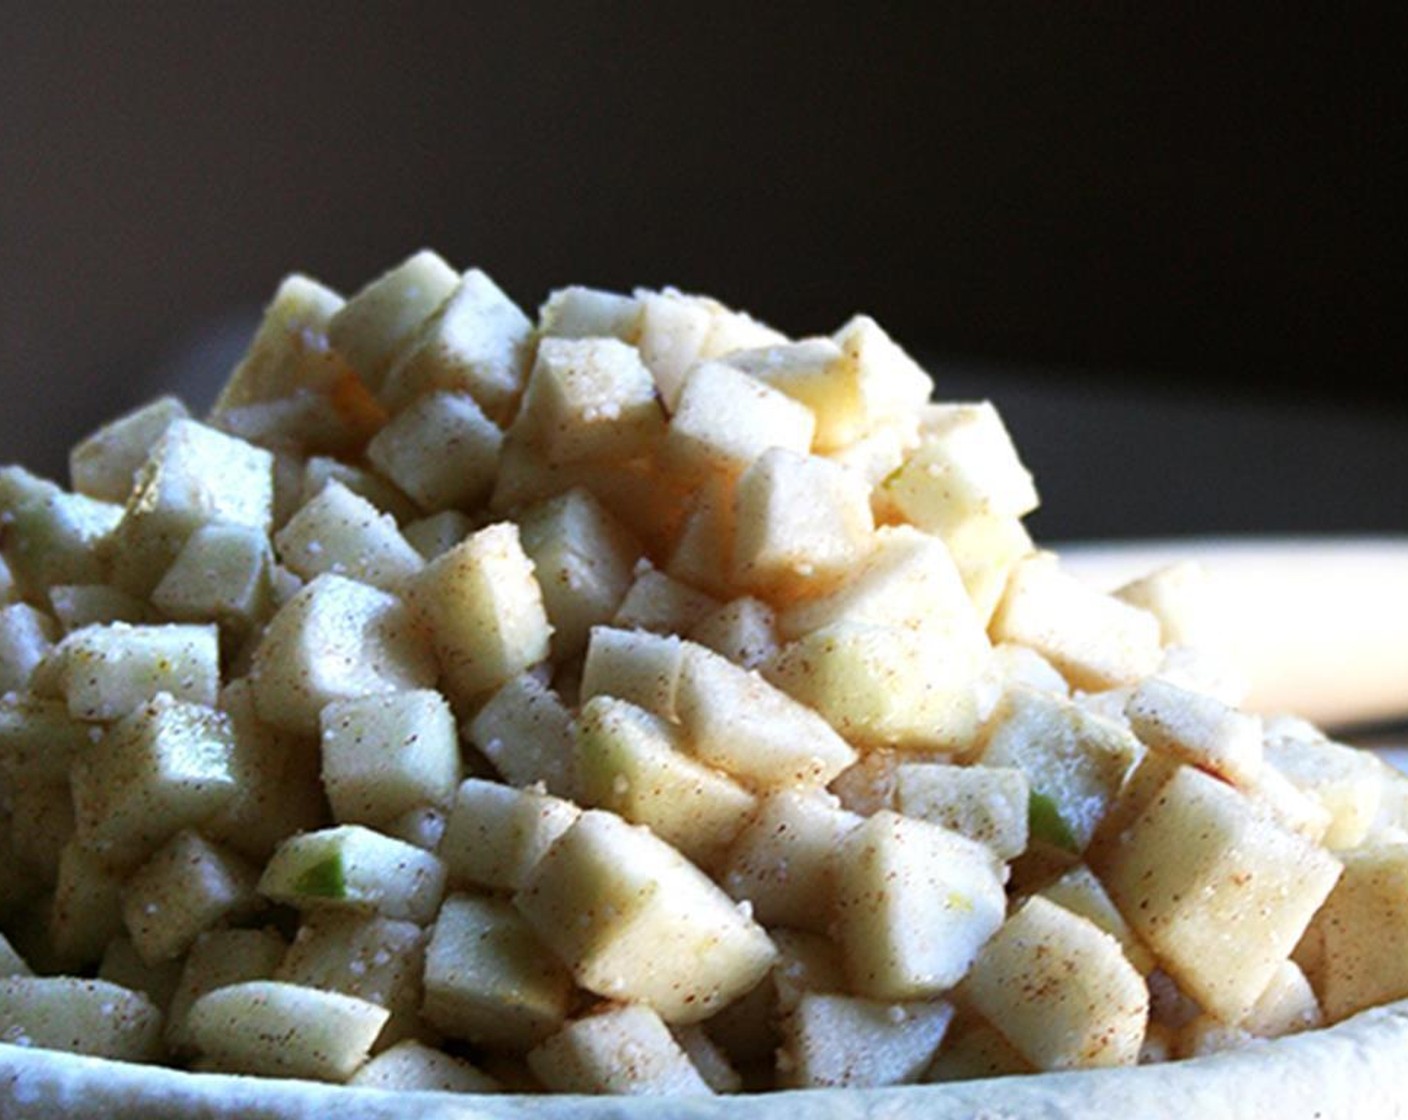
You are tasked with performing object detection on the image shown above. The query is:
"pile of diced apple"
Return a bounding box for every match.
[2,251,1405,1096]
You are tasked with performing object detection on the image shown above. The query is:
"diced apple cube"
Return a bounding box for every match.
[164,928,286,1054]
[1264,727,1385,850]
[719,789,862,933]
[528,1003,713,1095]
[251,573,436,735]
[152,523,276,633]
[440,777,581,892]
[276,911,426,1051]
[0,976,164,1063]
[893,762,1029,862]
[676,641,856,789]
[778,992,955,1088]
[327,249,459,393]
[937,512,1034,626]
[538,285,642,343]
[274,480,424,593]
[186,979,389,1082]
[979,686,1139,856]
[826,314,934,440]
[0,467,123,596]
[1101,766,1342,1022]
[513,337,665,464]
[767,622,985,753]
[319,688,459,827]
[515,809,777,1022]
[664,361,815,481]
[48,840,124,968]
[687,596,779,670]
[732,448,874,601]
[367,391,503,513]
[576,695,756,869]
[349,1039,501,1093]
[1038,864,1156,975]
[301,455,420,525]
[990,553,1163,691]
[409,522,552,705]
[402,509,473,561]
[1312,842,1408,1022]
[465,672,577,797]
[122,830,261,963]
[664,476,735,600]
[71,396,191,504]
[879,402,1038,532]
[579,626,686,721]
[0,602,58,693]
[55,622,219,721]
[109,419,274,597]
[380,267,532,423]
[1125,676,1263,787]
[518,487,640,660]
[70,694,237,868]
[422,893,575,1051]
[962,896,1148,1070]
[259,824,447,924]
[833,810,1007,1000]
[613,567,721,635]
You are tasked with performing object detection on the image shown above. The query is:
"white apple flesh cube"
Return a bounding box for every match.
[186,979,390,1082]
[513,336,665,464]
[165,928,287,1054]
[664,360,816,481]
[422,893,575,1052]
[0,602,57,693]
[366,391,503,513]
[963,895,1148,1070]
[0,977,164,1063]
[515,809,777,1023]
[576,695,756,869]
[402,509,473,561]
[979,686,1139,856]
[151,523,275,633]
[108,419,273,597]
[893,762,1030,862]
[687,596,778,670]
[833,810,1007,1000]
[1312,842,1408,1022]
[665,476,735,599]
[1264,729,1386,850]
[1101,765,1342,1023]
[380,267,532,423]
[350,1039,501,1093]
[251,573,437,735]
[517,487,640,661]
[274,480,424,593]
[48,840,124,968]
[409,522,552,706]
[70,694,237,869]
[259,824,447,924]
[538,285,641,343]
[327,248,459,393]
[990,553,1163,691]
[301,455,420,525]
[1125,676,1263,787]
[826,314,934,442]
[1038,864,1156,975]
[70,395,191,504]
[719,789,862,933]
[319,688,460,828]
[527,1003,713,1096]
[121,829,261,964]
[612,567,721,635]
[936,511,1034,626]
[675,642,856,789]
[879,402,1038,532]
[778,992,955,1088]
[440,778,581,892]
[465,672,577,797]
[56,622,220,721]
[776,526,987,653]
[210,273,345,406]
[0,467,123,596]
[276,911,426,1052]
[732,448,874,601]
[766,622,985,753]
[579,626,686,721]
[724,338,852,449]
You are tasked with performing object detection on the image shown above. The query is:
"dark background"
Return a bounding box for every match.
[2,5,1403,539]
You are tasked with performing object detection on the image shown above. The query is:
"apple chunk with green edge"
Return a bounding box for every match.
[514,809,776,1023]
[259,825,446,924]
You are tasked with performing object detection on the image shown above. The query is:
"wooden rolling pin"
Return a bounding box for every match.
[1060,536,1408,731]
